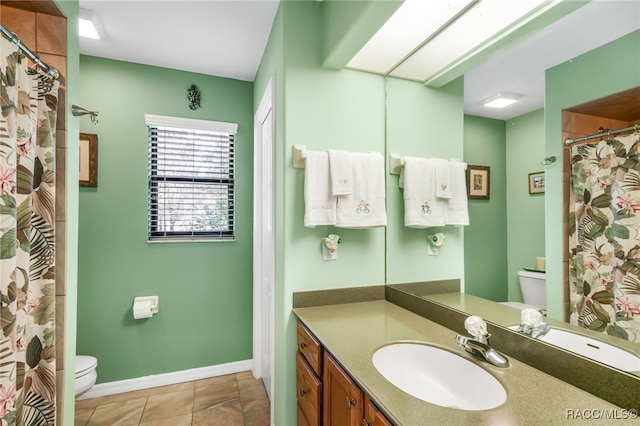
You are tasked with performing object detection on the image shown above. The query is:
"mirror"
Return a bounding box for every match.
[388,282,640,377]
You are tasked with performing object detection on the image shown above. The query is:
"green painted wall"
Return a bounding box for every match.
[386,77,466,284]
[77,57,255,382]
[254,2,466,424]
[463,115,508,301]
[56,0,80,422]
[545,30,640,321]
[505,109,545,302]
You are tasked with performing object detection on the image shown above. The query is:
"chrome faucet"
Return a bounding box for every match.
[456,316,509,368]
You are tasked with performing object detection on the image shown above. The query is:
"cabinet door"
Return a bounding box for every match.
[323,353,363,426]
[363,394,393,426]
[296,352,322,426]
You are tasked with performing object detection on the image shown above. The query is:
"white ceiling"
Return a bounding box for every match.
[78,0,640,121]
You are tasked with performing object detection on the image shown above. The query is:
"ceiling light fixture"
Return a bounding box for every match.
[482,93,523,108]
[79,8,104,40]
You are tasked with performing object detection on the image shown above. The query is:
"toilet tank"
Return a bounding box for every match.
[517,270,546,309]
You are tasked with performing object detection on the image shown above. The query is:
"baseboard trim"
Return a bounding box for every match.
[78,359,253,400]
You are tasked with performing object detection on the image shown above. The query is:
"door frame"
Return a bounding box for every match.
[252,77,275,404]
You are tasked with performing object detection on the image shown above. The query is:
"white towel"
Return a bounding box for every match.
[446,162,469,226]
[304,151,336,227]
[435,158,452,199]
[400,157,446,228]
[328,149,353,195]
[335,152,387,228]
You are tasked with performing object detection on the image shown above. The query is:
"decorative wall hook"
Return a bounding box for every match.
[428,232,445,256]
[540,156,556,166]
[322,234,341,261]
[188,84,201,110]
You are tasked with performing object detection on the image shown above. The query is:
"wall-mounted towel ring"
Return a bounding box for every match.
[541,156,556,166]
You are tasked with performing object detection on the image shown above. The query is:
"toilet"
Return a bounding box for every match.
[501,270,546,311]
[75,355,98,398]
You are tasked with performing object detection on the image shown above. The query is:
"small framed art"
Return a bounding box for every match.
[79,133,98,187]
[467,165,490,200]
[528,171,545,194]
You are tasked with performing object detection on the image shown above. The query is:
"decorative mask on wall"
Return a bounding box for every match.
[188,84,201,110]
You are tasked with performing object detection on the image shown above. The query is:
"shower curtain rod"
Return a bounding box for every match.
[0,23,60,80]
[564,124,640,146]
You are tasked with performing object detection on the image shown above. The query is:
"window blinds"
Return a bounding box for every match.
[146,115,237,241]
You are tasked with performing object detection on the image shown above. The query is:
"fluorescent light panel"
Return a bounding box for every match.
[482,93,522,108]
[347,0,474,74]
[79,8,103,40]
[391,0,548,81]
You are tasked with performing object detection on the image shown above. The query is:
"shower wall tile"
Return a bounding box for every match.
[1,6,36,48]
[56,294,65,369]
[55,220,66,296]
[56,145,67,220]
[35,12,66,55]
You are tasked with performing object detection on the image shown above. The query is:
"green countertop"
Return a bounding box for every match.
[294,300,636,426]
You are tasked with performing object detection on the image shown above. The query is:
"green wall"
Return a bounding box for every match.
[463,115,508,301]
[254,2,466,424]
[545,30,640,320]
[505,109,545,302]
[77,57,255,382]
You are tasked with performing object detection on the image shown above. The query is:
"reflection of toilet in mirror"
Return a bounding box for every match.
[501,270,546,311]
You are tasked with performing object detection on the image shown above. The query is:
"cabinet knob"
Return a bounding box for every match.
[299,389,307,397]
[362,420,373,426]
[299,342,307,350]
[344,397,356,409]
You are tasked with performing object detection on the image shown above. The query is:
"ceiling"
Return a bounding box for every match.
[78,0,640,121]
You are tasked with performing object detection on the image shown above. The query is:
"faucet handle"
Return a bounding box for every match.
[464,316,488,340]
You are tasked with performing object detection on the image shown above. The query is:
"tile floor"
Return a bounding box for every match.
[74,371,270,426]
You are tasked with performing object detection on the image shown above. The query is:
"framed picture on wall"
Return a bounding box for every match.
[528,171,545,194]
[79,133,98,187]
[467,165,490,200]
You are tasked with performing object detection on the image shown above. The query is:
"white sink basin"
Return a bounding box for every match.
[509,326,640,372]
[372,342,507,410]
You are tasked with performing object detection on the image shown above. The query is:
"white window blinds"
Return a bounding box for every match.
[146,114,238,241]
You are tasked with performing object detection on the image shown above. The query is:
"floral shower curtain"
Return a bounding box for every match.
[569,132,640,344]
[0,36,59,424]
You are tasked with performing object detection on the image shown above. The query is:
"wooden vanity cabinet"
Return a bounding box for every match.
[297,322,323,426]
[324,352,363,426]
[364,394,393,426]
[296,320,393,426]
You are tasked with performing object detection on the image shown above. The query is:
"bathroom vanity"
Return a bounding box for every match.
[293,292,638,425]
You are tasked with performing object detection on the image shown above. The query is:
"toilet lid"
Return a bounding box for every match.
[76,356,97,377]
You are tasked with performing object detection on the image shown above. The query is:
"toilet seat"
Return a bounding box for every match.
[75,355,97,378]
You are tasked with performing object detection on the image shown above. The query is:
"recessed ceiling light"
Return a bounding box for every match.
[79,9,103,40]
[482,93,523,108]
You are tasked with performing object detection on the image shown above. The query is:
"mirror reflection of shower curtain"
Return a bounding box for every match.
[569,132,640,344]
[0,37,59,423]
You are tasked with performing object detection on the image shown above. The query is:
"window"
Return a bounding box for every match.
[146,114,238,241]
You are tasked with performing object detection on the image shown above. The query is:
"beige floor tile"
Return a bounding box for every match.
[241,399,270,426]
[87,395,147,426]
[78,388,150,409]
[237,378,267,403]
[139,412,192,426]
[140,389,194,423]
[195,373,237,388]
[192,402,244,426]
[148,381,195,396]
[74,407,94,426]
[194,380,240,412]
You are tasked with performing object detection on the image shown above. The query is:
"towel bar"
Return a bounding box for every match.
[389,153,467,175]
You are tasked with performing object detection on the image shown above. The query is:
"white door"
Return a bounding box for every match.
[253,80,274,404]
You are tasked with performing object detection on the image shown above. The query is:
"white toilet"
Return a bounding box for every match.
[501,270,546,311]
[75,355,98,398]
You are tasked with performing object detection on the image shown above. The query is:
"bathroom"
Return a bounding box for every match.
[1,0,639,425]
